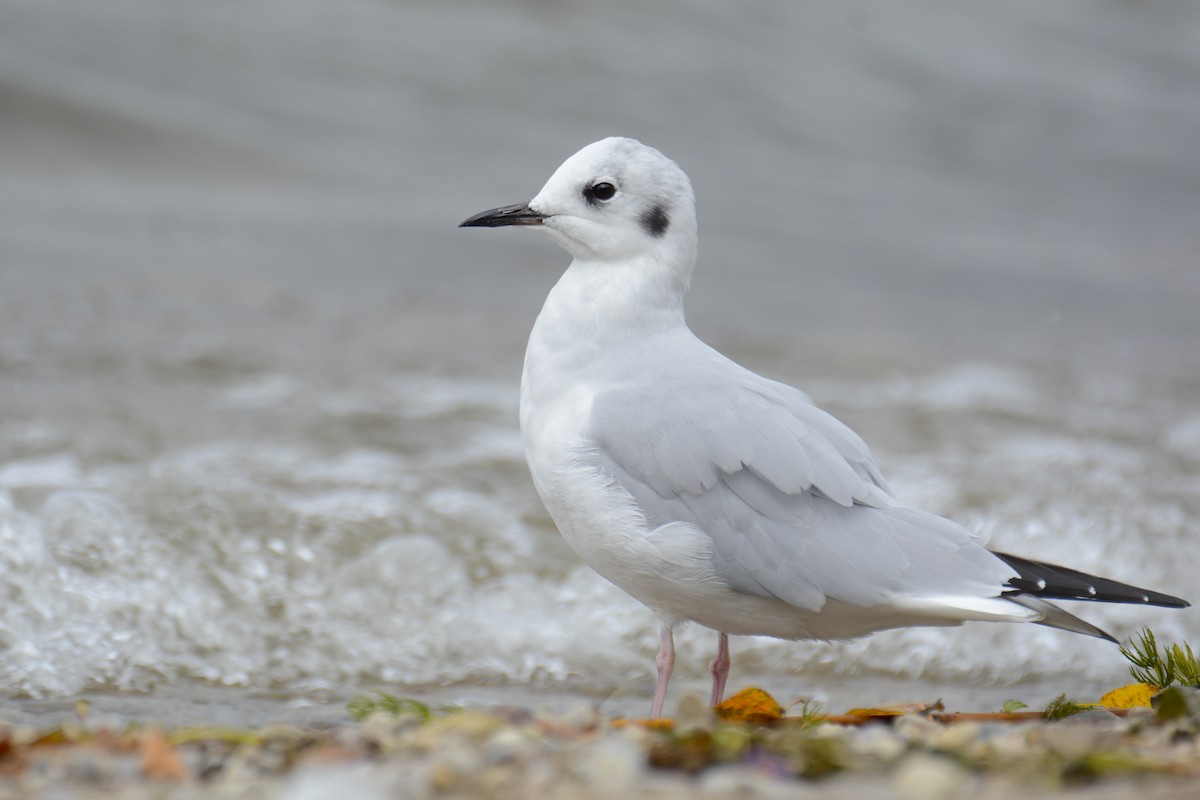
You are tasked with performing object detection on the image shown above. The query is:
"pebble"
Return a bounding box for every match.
[698,764,794,798]
[1039,725,1106,760]
[847,725,906,765]
[893,713,941,743]
[931,721,982,753]
[1,695,1199,799]
[483,726,535,764]
[673,693,716,734]
[892,753,973,800]
[426,742,484,792]
[282,764,391,800]
[574,734,645,793]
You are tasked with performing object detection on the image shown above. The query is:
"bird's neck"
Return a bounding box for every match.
[536,254,690,345]
[521,253,693,420]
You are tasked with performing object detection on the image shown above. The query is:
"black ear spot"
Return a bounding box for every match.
[640,204,670,238]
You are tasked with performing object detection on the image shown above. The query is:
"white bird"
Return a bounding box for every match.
[461,137,1188,718]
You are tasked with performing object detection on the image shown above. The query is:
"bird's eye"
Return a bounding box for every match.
[585,182,618,203]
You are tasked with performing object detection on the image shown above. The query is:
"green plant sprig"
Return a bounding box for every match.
[1043,694,1089,721]
[1119,627,1200,689]
[347,692,434,722]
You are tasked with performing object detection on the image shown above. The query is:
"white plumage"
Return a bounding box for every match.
[461,137,1188,718]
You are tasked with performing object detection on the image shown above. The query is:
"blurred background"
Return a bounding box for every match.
[1,0,1198,719]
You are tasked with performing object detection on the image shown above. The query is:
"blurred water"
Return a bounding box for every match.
[1,0,1198,709]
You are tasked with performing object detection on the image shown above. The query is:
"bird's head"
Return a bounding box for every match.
[461,137,698,270]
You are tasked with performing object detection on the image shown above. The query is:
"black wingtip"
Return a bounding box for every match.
[992,550,1189,608]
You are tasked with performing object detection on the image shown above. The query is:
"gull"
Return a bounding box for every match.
[460,137,1189,718]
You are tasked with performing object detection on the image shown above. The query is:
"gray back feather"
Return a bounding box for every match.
[590,373,1013,611]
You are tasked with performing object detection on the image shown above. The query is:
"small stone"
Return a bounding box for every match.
[427,761,459,794]
[1123,706,1157,724]
[360,710,421,748]
[674,692,716,733]
[892,753,972,800]
[559,703,600,732]
[484,726,535,764]
[848,726,906,765]
[282,764,391,800]
[984,728,1036,761]
[223,745,289,782]
[523,756,563,795]
[575,733,645,792]
[11,725,39,747]
[931,722,981,754]
[65,752,121,786]
[412,711,503,750]
[488,705,536,725]
[711,724,755,761]
[808,721,850,741]
[699,764,794,797]
[1041,725,1103,760]
[892,714,939,744]
[427,743,483,792]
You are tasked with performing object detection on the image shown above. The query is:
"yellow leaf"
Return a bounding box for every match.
[1098,683,1158,709]
[844,702,939,718]
[714,687,784,723]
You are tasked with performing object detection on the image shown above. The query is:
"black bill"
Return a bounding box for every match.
[459,202,545,228]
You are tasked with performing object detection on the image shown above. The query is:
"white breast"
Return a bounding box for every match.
[518,266,718,625]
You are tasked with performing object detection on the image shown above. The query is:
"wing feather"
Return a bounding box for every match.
[590,373,1014,612]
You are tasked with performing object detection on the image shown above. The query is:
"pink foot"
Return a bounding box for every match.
[650,624,675,719]
[709,632,730,706]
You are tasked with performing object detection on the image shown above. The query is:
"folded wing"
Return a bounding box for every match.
[590,374,1017,613]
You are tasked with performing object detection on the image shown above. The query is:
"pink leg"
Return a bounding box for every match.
[650,624,675,719]
[709,632,730,706]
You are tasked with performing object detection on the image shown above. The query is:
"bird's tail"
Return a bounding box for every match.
[1004,595,1117,642]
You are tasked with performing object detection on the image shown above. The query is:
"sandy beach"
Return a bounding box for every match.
[4,686,1200,799]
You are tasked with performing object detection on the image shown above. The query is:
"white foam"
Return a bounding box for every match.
[0,454,82,488]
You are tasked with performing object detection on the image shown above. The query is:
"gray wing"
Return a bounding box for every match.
[590,373,1013,611]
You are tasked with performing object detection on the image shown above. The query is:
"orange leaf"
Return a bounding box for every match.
[140,728,186,782]
[714,688,783,723]
[611,718,674,732]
